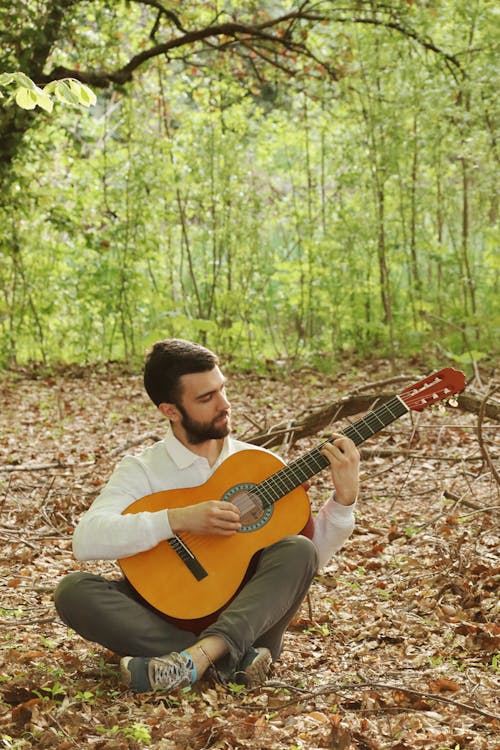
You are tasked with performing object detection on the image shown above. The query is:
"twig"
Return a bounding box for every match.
[46,710,82,748]
[472,359,484,389]
[443,489,487,510]
[259,679,500,721]
[351,374,417,394]
[0,530,38,549]
[390,456,415,511]
[39,476,63,533]
[0,461,93,473]
[458,504,500,519]
[360,447,487,461]
[281,420,295,455]
[0,616,56,626]
[363,456,408,482]
[241,412,265,432]
[415,474,497,533]
[477,386,500,485]
[108,432,161,457]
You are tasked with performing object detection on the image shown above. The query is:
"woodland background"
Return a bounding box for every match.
[0,2,499,749]
[0,0,498,370]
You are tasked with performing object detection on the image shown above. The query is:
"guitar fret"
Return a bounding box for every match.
[344,422,366,443]
[258,479,283,506]
[282,462,311,486]
[269,474,290,496]
[255,396,409,504]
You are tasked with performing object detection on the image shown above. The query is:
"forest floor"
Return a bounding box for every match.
[0,359,498,750]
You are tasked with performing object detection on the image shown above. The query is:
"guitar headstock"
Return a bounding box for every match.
[400,368,466,412]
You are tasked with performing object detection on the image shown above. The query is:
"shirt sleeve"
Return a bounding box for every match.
[311,493,356,570]
[72,455,173,562]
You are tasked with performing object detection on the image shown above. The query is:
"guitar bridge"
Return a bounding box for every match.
[168,536,208,581]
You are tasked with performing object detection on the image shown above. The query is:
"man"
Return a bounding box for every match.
[55,339,359,693]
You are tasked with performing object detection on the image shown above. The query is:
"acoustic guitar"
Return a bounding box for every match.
[119,368,465,626]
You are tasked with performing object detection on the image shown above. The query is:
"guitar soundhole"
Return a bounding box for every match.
[223,484,273,532]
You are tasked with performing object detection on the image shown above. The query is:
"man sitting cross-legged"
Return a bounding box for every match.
[54,339,359,693]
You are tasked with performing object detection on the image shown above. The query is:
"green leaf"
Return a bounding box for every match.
[79,83,97,106]
[15,87,37,110]
[54,81,81,106]
[13,72,37,90]
[0,72,37,90]
[0,73,16,86]
[43,81,58,95]
[33,89,53,113]
[68,79,96,107]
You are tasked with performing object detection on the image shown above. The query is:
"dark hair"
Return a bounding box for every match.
[143,338,219,406]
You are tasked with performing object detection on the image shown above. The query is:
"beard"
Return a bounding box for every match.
[177,404,231,445]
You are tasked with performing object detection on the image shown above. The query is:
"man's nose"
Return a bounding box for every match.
[218,392,231,410]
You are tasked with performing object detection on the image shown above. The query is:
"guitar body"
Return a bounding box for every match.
[119,450,312,623]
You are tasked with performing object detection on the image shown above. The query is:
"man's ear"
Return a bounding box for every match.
[158,402,181,422]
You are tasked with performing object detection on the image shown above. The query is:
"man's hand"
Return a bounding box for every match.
[169,500,241,536]
[320,433,360,506]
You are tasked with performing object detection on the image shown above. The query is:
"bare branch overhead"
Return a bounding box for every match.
[39,2,462,88]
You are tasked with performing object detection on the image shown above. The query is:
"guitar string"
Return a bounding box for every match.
[256,397,408,507]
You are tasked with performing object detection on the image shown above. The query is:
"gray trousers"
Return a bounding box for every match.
[54,535,318,676]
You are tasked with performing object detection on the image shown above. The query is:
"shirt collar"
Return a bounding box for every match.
[164,428,232,470]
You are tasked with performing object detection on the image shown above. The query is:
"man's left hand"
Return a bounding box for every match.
[320,434,359,506]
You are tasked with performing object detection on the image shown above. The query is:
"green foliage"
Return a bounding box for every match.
[32,682,65,703]
[0,73,96,112]
[0,1,497,368]
[97,722,151,745]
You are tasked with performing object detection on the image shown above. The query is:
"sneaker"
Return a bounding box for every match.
[232,647,272,686]
[120,651,195,693]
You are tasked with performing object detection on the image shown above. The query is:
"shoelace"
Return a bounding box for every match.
[150,652,195,690]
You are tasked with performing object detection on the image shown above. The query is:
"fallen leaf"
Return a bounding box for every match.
[427,678,461,693]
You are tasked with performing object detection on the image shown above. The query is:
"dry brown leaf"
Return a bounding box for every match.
[427,677,461,693]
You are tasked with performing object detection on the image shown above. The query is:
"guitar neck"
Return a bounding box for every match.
[256,395,409,506]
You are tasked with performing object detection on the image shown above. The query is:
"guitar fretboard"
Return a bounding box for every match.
[256,395,409,507]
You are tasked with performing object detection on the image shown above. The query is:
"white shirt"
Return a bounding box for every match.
[73,430,355,570]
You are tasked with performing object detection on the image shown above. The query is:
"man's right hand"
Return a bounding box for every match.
[168,500,241,536]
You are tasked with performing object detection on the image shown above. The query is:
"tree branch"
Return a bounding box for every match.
[38,5,462,87]
[42,14,322,86]
[129,0,188,34]
[335,15,462,77]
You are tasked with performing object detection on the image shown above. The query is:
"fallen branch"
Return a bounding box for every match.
[458,504,500,519]
[360,447,493,461]
[350,375,419,393]
[246,390,499,449]
[443,489,490,511]
[0,461,94,473]
[0,616,56,626]
[260,679,500,722]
